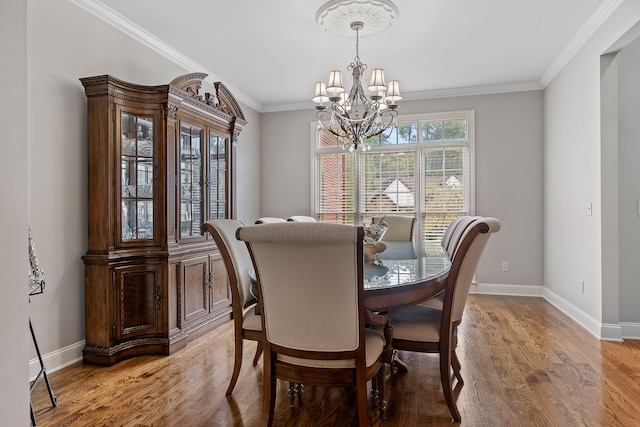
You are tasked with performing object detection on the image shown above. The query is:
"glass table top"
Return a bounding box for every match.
[364,241,451,290]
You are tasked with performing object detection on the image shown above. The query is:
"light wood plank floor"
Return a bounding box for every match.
[32,295,640,426]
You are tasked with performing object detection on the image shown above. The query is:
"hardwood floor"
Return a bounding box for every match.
[31,295,640,426]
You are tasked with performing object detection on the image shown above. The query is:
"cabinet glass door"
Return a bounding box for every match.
[180,123,202,238]
[208,132,228,220]
[121,112,154,241]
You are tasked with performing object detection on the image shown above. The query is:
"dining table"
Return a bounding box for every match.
[363,241,451,312]
[363,241,451,372]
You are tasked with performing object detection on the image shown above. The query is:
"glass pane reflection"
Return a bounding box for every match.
[364,242,449,290]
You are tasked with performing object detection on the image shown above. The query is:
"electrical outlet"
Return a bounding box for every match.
[579,279,585,293]
[501,261,510,272]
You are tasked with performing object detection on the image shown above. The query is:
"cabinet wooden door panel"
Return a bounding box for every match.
[210,256,230,311]
[182,255,209,323]
[114,263,164,341]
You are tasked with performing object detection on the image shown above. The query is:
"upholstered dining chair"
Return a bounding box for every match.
[286,215,317,222]
[441,216,464,253]
[390,216,501,422]
[201,219,263,396]
[255,217,287,224]
[420,215,480,311]
[237,222,386,426]
[443,215,481,258]
[372,215,417,241]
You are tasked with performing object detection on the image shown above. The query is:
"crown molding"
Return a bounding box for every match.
[261,80,543,113]
[70,0,622,114]
[69,0,262,112]
[540,0,625,87]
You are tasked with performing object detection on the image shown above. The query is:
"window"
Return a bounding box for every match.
[312,111,474,244]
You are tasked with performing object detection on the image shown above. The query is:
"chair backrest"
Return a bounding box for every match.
[287,215,317,222]
[441,216,463,253]
[255,217,286,224]
[202,219,256,311]
[444,217,501,325]
[372,215,417,241]
[445,215,481,258]
[237,222,365,353]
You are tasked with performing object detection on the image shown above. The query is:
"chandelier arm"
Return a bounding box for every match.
[312,17,401,152]
[317,111,352,140]
[363,111,398,140]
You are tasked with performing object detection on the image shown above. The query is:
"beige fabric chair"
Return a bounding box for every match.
[201,219,262,396]
[390,217,501,422]
[255,217,286,224]
[372,215,417,241]
[286,215,317,222]
[237,222,386,426]
[445,215,481,258]
[441,216,464,253]
[421,215,476,310]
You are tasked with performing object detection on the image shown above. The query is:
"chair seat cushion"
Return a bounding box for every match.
[242,304,261,331]
[391,305,442,342]
[278,328,385,369]
[418,293,444,310]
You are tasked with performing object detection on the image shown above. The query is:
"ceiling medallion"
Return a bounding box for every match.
[316,0,399,38]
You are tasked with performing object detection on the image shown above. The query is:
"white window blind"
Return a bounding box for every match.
[361,151,416,220]
[313,111,474,245]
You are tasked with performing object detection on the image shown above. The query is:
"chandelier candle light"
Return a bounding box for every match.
[313,0,401,152]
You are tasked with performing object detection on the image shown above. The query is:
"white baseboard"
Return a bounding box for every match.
[30,340,84,382]
[542,287,623,342]
[620,322,640,339]
[472,282,544,297]
[473,283,633,342]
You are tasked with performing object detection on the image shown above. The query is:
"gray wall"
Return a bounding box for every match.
[618,35,640,324]
[25,0,261,371]
[544,0,640,336]
[0,0,29,423]
[261,91,545,287]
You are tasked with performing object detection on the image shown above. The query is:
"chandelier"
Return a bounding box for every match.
[313,0,401,152]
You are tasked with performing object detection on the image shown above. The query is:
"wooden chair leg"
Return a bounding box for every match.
[263,352,276,427]
[440,347,461,422]
[253,341,263,366]
[226,337,243,395]
[452,349,463,384]
[356,375,370,426]
[376,364,387,419]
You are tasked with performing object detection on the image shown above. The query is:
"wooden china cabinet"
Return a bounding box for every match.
[80,73,246,365]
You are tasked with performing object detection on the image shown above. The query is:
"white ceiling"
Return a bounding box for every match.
[87,0,614,112]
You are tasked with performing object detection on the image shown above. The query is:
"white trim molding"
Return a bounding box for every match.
[540,0,626,87]
[69,0,260,112]
[472,282,543,297]
[542,287,623,342]
[620,322,640,340]
[30,340,84,382]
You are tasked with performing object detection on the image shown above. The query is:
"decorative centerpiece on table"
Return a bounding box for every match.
[363,220,388,262]
[364,220,388,242]
[364,237,387,262]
